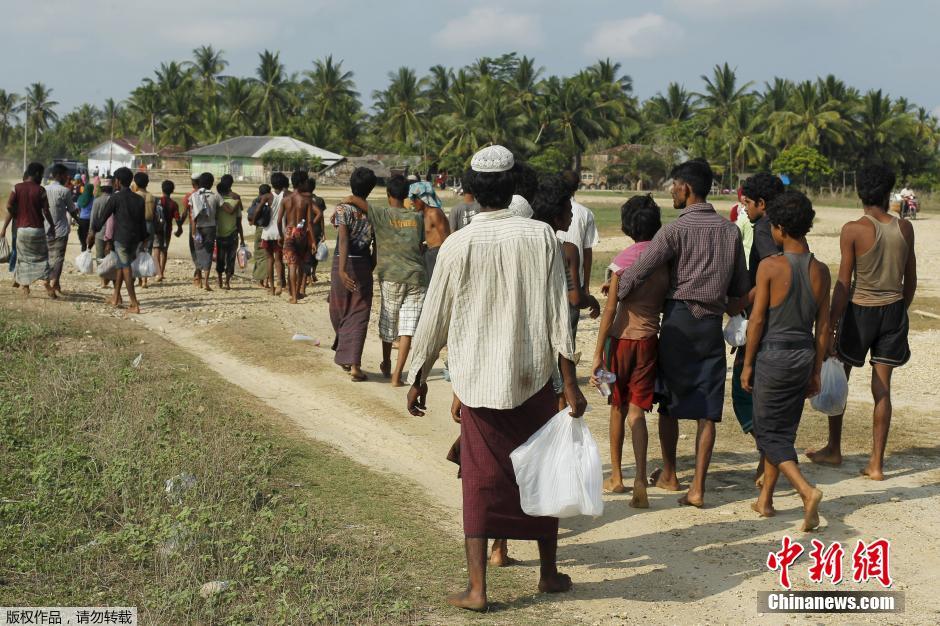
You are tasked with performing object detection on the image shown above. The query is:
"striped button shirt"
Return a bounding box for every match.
[408,209,577,410]
[617,202,749,319]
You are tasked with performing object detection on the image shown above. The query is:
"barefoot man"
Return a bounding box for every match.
[741,191,828,531]
[44,163,77,295]
[88,167,147,313]
[189,172,222,292]
[280,177,318,303]
[406,145,586,611]
[1,162,56,298]
[807,164,917,480]
[616,159,749,507]
[370,175,428,386]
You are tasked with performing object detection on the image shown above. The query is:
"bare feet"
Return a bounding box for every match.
[630,479,649,509]
[649,468,681,491]
[127,304,141,314]
[488,541,517,567]
[446,589,487,612]
[379,360,391,378]
[22,285,30,297]
[678,491,704,508]
[11,281,19,288]
[204,285,212,292]
[538,572,573,594]
[750,500,776,518]
[350,367,368,382]
[193,277,201,287]
[603,477,627,494]
[860,464,885,481]
[45,285,58,299]
[805,446,842,467]
[801,488,823,531]
[275,287,283,296]
[390,375,404,388]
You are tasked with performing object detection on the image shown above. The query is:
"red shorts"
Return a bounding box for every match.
[260,239,282,253]
[604,336,658,410]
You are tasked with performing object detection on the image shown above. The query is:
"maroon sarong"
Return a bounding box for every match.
[460,382,559,540]
[330,255,373,366]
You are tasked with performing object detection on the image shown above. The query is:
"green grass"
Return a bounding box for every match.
[0,306,529,623]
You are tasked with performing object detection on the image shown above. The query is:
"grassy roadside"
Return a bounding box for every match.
[0,304,531,624]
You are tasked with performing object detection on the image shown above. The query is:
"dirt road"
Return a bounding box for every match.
[3,201,939,624]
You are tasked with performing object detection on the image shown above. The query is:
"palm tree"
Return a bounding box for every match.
[220,77,256,135]
[22,83,59,145]
[589,58,633,96]
[126,82,163,148]
[161,91,201,149]
[0,89,20,146]
[509,56,544,120]
[541,75,618,171]
[697,63,753,124]
[854,89,910,166]
[649,82,695,124]
[373,67,426,150]
[724,99,767,174]
[253,50,292,135]
[769,81,849,155]
[154,61,192,93]
[759,78,793,115]
[188,45,228,104]
[302,55,359,122]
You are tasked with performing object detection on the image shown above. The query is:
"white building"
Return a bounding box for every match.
[86,138,160,175]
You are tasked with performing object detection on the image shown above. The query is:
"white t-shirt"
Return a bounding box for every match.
[556,197,599,288]
[261,191,284,241]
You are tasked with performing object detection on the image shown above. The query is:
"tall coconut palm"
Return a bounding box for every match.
[22,83,59,145]
[302,55,359,122]
[760,77,794,116]
[154,61,193,93]
[697,63,753,125]
[253,50,292,135]
[188,45,228,104]
[509,55,543,121]
[854,89,910,166]
[161,91,201,149]
[589,58,633,96]
[126,82,163,148]
[769,81,849,155]
[724,98,767,174]
[649,82,695,124]
[541,75,618,171]
[220,77,256,135]
[0,89,20,146]
[372,67,426,150]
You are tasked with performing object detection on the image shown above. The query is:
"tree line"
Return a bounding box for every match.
[1,46,938,190]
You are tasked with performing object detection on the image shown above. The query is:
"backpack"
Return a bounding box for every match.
[155,199,167,227]
[254,201,272,228]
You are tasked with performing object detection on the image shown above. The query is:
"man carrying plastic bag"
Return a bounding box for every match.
[406,146,586,612]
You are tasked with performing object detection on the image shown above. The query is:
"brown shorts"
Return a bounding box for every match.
[260,239,282,253]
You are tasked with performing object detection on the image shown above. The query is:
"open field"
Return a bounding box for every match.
[1,186,939,622]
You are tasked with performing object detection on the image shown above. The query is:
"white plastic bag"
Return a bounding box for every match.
[236,244,252,269]
[510,407,604,518]
[0,236,10,264]
[315,241,329,262]
[97,251,119,277]
[132,251,157,278]
[74,250,95,274]
[811,358,848,416]
[723,314,748,347]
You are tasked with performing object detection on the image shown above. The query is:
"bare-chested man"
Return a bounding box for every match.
[280,177,319,304]
[408,181,451,281]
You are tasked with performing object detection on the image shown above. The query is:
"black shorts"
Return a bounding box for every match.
[837,300,910,368]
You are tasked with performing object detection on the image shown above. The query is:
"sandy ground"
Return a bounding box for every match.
[2,201,939,624]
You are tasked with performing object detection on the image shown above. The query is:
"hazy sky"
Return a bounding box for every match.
[3,0,938,119]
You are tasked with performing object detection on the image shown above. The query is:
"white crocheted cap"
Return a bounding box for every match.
[471,145,514,173]
[507,194,533,218]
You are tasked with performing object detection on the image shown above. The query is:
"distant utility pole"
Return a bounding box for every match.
[22,94,28,173]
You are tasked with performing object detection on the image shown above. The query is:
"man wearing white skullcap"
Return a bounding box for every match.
[406,145,585,610]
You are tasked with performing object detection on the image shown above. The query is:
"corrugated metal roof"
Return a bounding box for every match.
[183,136,343,164]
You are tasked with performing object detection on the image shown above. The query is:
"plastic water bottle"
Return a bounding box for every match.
[594,369,617,397]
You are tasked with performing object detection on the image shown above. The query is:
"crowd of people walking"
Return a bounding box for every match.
[0,147,917,611]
